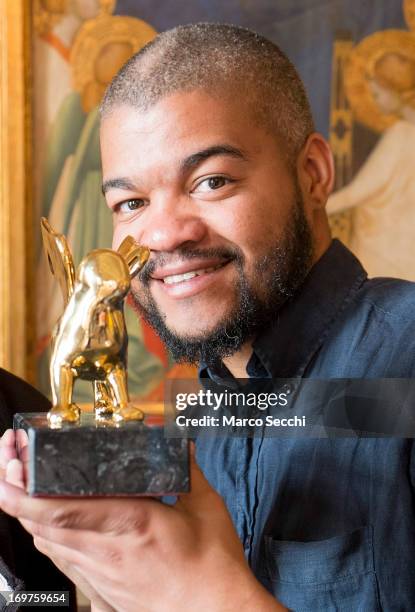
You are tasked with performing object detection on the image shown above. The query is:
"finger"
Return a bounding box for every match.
[33,536,98,574]
[15,430,29,466]
[25,520,142,590]
[91,604,115,612]
[0,479,166,532]
[1,429,16,449]
[21,519,115,562]
[5,458,25,489]
[15,429,29,451]
[0,430,17,471]
[176,441,219,513]
[50,557,115,612]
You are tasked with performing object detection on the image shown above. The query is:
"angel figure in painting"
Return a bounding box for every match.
[327,30,415,280]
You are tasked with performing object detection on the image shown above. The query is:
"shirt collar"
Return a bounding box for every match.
[199,240,367,381]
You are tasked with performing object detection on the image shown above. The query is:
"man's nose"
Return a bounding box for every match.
[135,196,208,252]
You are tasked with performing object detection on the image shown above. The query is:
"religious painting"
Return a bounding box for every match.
[32,0,414,399]
[327,0,415,281]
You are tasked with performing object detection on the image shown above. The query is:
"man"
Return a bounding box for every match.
[1,23,415,611]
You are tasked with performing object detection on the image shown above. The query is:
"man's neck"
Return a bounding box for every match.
[222,341,254,378]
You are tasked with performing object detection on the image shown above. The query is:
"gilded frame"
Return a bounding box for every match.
[0,0,35,382]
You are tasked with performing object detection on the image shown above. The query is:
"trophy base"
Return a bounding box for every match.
[14,412,189,497]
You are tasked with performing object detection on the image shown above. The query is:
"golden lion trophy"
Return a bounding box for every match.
[13,219,190,497]
[40,217,148,428]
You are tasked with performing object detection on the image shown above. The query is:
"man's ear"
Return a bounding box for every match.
[117,236,150,279]
[296,133,335,209]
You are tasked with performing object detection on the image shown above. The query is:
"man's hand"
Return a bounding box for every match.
[0,433,285,612]
[0,429,115,611]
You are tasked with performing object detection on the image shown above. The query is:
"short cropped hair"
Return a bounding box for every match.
[101,23,315,163]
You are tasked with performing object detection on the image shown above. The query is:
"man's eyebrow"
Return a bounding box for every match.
[101,177,137,196]
[180,145,247,172]
[102,145,247,195]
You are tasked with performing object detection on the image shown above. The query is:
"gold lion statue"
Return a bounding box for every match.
[41,217,149,427]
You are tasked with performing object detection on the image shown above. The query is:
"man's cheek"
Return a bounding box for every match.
[131,277,149,299]
[112,227,124,251]
[112,223,138,251]
[128,280,152,313]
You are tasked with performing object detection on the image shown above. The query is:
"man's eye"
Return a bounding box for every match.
[194,176,230,193]
[117,199,145,213]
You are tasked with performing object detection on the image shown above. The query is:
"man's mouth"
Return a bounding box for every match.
[147,258,231,299]
[162,262,227,285]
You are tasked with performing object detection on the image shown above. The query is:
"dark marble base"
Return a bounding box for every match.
[14,412,189,497]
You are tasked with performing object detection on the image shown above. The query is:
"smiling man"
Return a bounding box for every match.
[101,96,324,370]
[1,23,415,612]
[100,25,332,372]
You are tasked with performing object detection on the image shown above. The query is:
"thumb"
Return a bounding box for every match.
[6,458,25,489]
[177,441,221,513]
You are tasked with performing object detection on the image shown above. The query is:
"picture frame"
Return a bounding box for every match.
[0,0,35,382]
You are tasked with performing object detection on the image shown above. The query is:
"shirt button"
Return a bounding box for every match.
[244,535,252,550]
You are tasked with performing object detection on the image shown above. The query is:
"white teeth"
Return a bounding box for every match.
[164,271,198,284]
[163,263,224,285]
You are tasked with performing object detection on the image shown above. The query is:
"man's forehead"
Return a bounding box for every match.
[99,90,270,173]
[100,88,258,139]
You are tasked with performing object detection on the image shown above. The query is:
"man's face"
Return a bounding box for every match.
[101,90,313,363]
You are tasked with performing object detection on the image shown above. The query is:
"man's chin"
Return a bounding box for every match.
[162,325,217,344]
[149,316,227,349]
[137,294,233,339]
[134,303,247,365]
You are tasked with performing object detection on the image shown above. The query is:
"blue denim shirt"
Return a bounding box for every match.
[196,240,415,611]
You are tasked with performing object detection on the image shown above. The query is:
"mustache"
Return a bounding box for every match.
[138,246,243,284]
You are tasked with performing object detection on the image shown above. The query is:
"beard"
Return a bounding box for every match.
[129,190,313,366]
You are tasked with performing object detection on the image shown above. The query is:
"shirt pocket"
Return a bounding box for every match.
[261,525,381,612]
